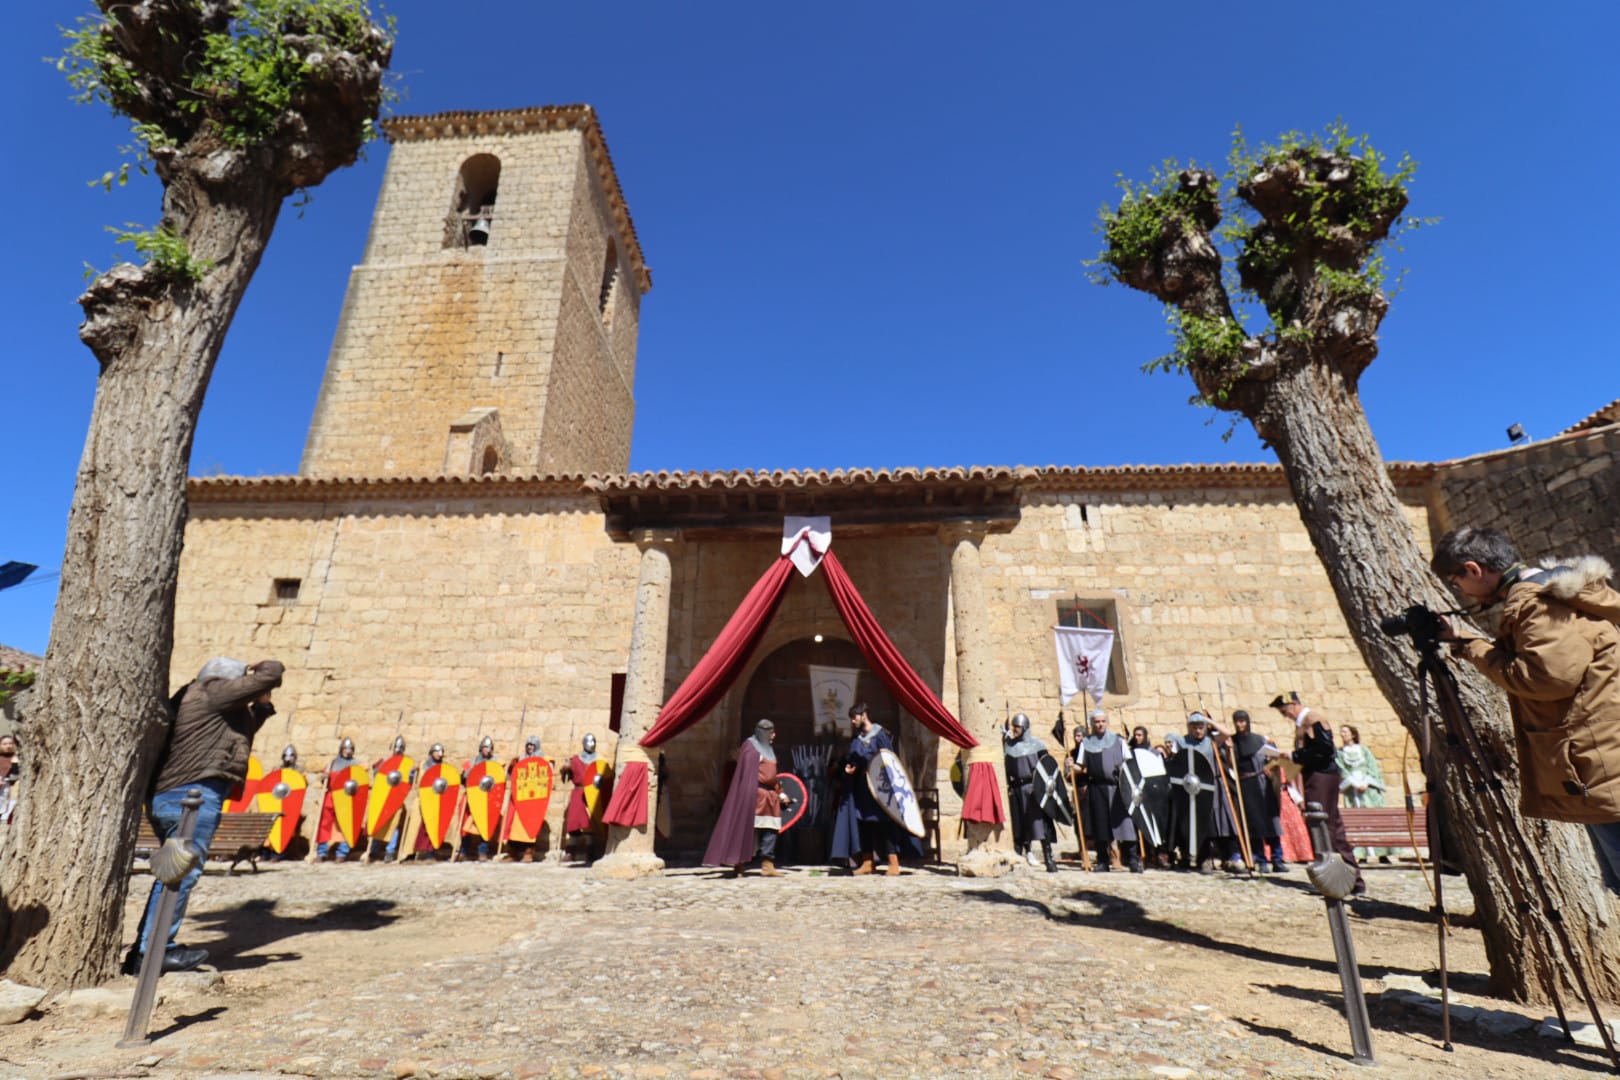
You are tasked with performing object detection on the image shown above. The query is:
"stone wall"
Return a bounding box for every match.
[1425,426,1620,573]
[301,127,638,479]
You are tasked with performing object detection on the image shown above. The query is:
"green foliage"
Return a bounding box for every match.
[1088,159,1213,285]
[106,223,213,282]
[56,1,394,156]
[0,669,36,709]
[1146,308,1247,388]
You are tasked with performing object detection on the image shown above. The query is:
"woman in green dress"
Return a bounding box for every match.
[1337,725,1389,862]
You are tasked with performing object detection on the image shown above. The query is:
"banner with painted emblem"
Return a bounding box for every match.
[1053,625,1114,705]
[256,767,307,854]
[367,752,415,838]
[328,764,370,849]
[808,664,862,737]
[464,760,508,842]
[502,755,553,844]
[418,762,462,848]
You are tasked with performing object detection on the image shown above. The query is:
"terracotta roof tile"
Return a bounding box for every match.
[1559,398,1620,436]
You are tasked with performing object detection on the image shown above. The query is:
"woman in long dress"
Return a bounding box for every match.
[1337,724,1389,861]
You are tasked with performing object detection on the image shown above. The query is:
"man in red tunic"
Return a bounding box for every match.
[562,733,609,864]
[703,719,785,876]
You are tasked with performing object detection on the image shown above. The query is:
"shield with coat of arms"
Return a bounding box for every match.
[503,755,554,844]
[367,753,415,837]
[329,764,370,849]
[256,767,307,853]
[224,755,265,813]
[464,760,508,842]
[419,762,462,848]
[866,748,925,838]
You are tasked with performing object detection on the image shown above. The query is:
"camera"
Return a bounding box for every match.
[1379,603,1445,649]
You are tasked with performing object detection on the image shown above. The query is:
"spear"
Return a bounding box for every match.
[1201,695,1255,874]
[1218,679,1257,877]
[305,706,342,863]
[495,705,526,860]
[449,717,484,862]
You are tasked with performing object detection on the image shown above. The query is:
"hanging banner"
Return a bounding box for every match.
[808,663,862,736]
[782,516,831,578]
[1053,625,1114,705]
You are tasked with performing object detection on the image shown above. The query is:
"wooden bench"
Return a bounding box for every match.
[133,811,281,874]
[1340,806,1428,855]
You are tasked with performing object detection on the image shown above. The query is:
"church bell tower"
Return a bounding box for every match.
[300,105,651,478]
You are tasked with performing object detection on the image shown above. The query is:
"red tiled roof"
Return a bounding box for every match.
[381,104,651,293]
[0,645,41,673]
[1560,398,1620,436]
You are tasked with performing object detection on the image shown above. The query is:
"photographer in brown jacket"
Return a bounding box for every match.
[1433,526,1620,890]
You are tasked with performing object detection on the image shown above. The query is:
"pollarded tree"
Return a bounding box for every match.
[0,0,391,989]
[1094,125,1619,1002]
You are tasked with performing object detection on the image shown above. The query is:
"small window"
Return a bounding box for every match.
[273,578,302,605]
[1056,597,1129,695]
[609,672,627,733]
[480,445,500,474]
[444,154,501,249]
[598,238,619,322]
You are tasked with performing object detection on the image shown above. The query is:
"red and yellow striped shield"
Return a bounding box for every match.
[463,760,508,842]
[255,767,307,853]
[418,762,462,848]
[502,755,553,844]
[366,753,415,837]
[328,764,370,849]
[223,755,265,813]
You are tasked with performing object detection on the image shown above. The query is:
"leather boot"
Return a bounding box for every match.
[761,859,781,877]
[854,853,875,875]
[1042,841,1058,873]
[886,853,901,876]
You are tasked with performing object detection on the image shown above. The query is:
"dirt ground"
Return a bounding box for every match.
[0,856,1606,1079]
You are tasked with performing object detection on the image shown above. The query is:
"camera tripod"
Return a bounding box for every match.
[1410,635,1620,1073]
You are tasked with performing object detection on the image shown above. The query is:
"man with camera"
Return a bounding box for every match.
[1432,527,1620,889]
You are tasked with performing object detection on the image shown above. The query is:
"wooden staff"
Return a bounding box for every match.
[448,721,483,862]
[1202,699,1255,873]
[1070,691,1095,872]
[494,705,526,860]
[1218,680,1257,875]
[305,706,342,862]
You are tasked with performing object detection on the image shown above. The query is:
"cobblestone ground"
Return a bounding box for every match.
[0,859,1605,1079]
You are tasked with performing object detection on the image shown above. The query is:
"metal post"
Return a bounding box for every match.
[1304,801,1376,1066]
[118,787,205,1048]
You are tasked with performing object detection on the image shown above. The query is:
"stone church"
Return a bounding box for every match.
[170,105,1620,864]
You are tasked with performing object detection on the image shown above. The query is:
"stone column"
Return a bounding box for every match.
[592,530,676,879]
[943,524,1017,877]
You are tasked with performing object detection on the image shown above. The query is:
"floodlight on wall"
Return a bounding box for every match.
[468,217,491,245]
[1506,423,1530,445]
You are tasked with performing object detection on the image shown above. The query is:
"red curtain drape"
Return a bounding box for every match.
[820,551,978,749]
[960,761,1005,824]
[638,555,796,749]
[601,761,649,827]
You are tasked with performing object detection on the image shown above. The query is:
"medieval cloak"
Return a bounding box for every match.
[1168,732,1238,841]
[703,739,771,866]
[1074,731,1135,845]
[564,752,604,834]
[829,724,920,860]
[1003,727,1056,848]
[1230,732,1282,844]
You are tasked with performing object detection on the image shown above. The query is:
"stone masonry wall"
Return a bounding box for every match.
[172,493,641,845]
[301,129,638,478]
[1425,426,1620,574]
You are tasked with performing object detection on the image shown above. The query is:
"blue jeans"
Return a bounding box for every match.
[317,840,352,860]
[137,778,230,955]
[1589,822,1620,894]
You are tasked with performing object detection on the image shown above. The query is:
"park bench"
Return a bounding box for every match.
[1339,806,1428,857]
[133,811,281,874]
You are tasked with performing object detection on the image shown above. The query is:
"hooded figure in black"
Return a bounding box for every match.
[1071,710,1141,872]
[1227,710,1285,872]
[1166,713,1238,870]
[1002,713,1059,872]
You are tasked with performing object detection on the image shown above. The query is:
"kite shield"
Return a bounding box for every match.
[1117,752,1164,848]
[464,760,508,841]
[367,752,415,837]
[256,767,307,854]
[329,764,370,849]
[1034,750,1075,827]
[224,755,265,813]
[777,772,809,833]
[866,748,924,838]
[504,755,554,843]
[418,762,463,848]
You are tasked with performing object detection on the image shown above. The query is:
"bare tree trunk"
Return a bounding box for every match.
[0,173,282,989]
[1256,361,1620,1002]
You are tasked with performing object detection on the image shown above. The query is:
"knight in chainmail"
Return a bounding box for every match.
[1070,710,1141,872]
[1003,713,1059,872]
[316,736,360,861]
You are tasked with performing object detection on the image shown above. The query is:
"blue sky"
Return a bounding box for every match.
[3,1,1616,655]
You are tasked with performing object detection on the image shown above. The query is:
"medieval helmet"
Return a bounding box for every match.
[1010,712,1030,732]
[582,733,597,754]
[281,744,298,767]
[479,735,494,756]
[429,742,445,761]
[339,737,355,757]
[524,735,541,755]
[392,735,407,755]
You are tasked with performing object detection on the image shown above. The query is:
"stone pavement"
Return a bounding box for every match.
[0,860,1606,1079]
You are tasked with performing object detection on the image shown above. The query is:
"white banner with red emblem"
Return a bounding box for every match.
[1053,625,1114,705]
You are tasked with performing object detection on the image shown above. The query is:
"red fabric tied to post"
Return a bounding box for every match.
[601,761,649,827]
[960,760,1006,824]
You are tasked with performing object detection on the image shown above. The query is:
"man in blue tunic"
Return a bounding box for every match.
[830,702,904,876]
